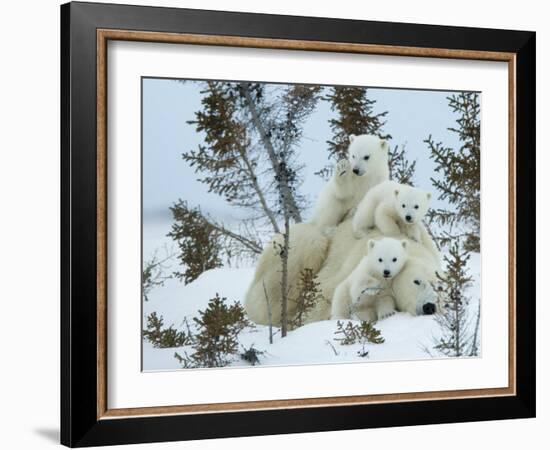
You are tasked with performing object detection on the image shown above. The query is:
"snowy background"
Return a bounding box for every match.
[142,78,481,371]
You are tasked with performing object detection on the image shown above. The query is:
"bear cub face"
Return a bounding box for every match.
[367,237,408,279]
[348,134,389,177]
[393,185,431,225]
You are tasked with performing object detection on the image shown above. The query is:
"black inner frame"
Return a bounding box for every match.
[61,2,536,447]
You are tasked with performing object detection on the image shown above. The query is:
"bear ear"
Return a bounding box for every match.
[368,239,376,250]
[401,240,408,249]
[380,139,389,152]
[349,134,356,143]
[394,189,400,197]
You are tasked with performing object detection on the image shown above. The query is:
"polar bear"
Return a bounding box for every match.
[352,180,431,241]
[244,134,389,326]
[391,257,441,316]
[352,180,439,262]
[243,223,330,326]
[304,219,441,324]
[309,134,389,232]
[331,238,408,322]
[244,219,441,326]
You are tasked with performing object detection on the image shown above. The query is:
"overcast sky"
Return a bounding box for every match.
[142,79,465,230]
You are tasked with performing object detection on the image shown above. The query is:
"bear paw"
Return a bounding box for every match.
[378,309,396,320]
[405,227,422,243]
[335,159,351,179]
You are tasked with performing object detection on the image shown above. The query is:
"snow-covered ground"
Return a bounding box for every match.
[142,240,481,371]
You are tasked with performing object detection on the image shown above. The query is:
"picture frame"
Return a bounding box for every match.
[60,1,535,447]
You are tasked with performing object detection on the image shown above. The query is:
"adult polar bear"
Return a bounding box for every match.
[244,134,389,326]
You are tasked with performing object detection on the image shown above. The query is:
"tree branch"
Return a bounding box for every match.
[208,219,262,255]
[240,82,303,223]
[238,148,280,233]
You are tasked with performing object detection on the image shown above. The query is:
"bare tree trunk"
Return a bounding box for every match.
[280,213,290,338]
[262,281,273,344]
[240,83,302,223]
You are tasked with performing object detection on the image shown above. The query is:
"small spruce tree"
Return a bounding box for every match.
[174,81,319,283]
[432,242,475,357]
[174,293,252,368]
[142,312,189,348]
[425,92,480,251]
[184,81,283,230]
[268,84,321,337]
[290,268,324,330]
[333,320,385,346]
[167,200,223,284]
[325,86,390,162]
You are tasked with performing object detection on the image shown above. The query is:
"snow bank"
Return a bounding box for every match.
[143,254,481,371]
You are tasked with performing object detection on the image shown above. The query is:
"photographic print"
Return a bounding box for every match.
[62,6,534,445]
[141,78,481,371]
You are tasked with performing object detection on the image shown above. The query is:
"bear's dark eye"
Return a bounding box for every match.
[392,257,397,262]
[414,205,419,209]
[402,204,406,208]
[378,258,383,263]
[414,279,421,285]
[364,155,370,161]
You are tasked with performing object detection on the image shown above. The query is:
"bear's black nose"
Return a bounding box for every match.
[405,215,412,222]
[423,302,436,315]
[352,168,360,175]
[383,269,391,277]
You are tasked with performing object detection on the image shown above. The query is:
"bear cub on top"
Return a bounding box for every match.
[352,180,432,242]
[310,134,389,232]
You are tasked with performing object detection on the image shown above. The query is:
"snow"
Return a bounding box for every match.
[143,266,256,323]
[142,252,481,371]
[140,81,480,371]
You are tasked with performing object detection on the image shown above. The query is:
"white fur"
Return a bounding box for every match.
[243,223,329,326]
[391,257,440,316]
[244,218,441,326]
[310,134,389,231]
[352,180,439,261]
[331,238,408,322]
[304,220,441,324]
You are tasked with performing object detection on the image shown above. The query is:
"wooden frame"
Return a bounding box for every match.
[61,1,535,447]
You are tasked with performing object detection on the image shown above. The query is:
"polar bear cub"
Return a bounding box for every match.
[331,237,408,322]
[310,134,389,231]
[352,180,432,243]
